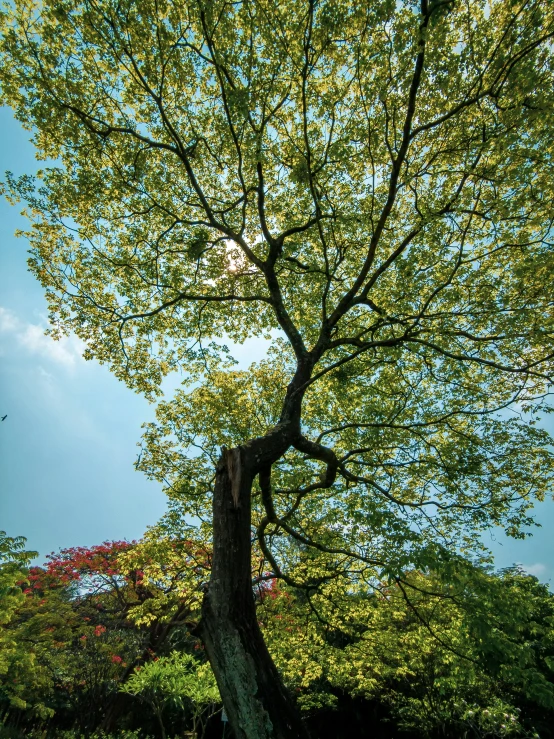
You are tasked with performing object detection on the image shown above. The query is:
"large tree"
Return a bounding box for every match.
[2,0,554,736]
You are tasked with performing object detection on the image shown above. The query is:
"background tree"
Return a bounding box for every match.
[2,0,554,737]
[0,538,204,735]
[99,533,210,732]
[0,531,39,723]
[0,531,36,649]
[257,566,554,738]
[0,541,140,732]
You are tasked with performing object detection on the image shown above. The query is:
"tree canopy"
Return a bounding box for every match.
[2,0,554,736]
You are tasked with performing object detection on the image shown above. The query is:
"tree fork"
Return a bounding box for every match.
[199,445,310,739]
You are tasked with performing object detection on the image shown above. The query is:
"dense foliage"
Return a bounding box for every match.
[2,532,554,738]
[0,536,211,737]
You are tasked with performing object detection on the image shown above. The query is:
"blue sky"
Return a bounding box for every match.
[1,106,553,584]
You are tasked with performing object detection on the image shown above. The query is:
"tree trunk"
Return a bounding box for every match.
[99,690,135,733]
[199,446,310,739]
[154,704,167,739]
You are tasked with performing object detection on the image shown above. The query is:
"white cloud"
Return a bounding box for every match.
[520,562,548,578]
[0,306,19,332]
[0,306,84,368]
[38,365,54,380]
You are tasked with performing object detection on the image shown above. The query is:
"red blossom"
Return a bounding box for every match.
[43,541,135,588]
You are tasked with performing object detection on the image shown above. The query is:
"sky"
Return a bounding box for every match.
[1,106,553,584]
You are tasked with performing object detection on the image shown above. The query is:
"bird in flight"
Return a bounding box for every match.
[1,415,7,421]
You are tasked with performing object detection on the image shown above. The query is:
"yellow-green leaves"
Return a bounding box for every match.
[2,0,553,393]
[121,651,220,738]
[259,567,554,735]
[0,532,37,678]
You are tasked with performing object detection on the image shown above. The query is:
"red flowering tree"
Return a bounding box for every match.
[36,540,135,592]
[2,538,208,733]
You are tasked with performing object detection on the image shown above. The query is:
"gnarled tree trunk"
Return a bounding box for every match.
[199,444,310,739]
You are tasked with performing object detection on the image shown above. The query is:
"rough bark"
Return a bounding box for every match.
[199,445,310,739]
